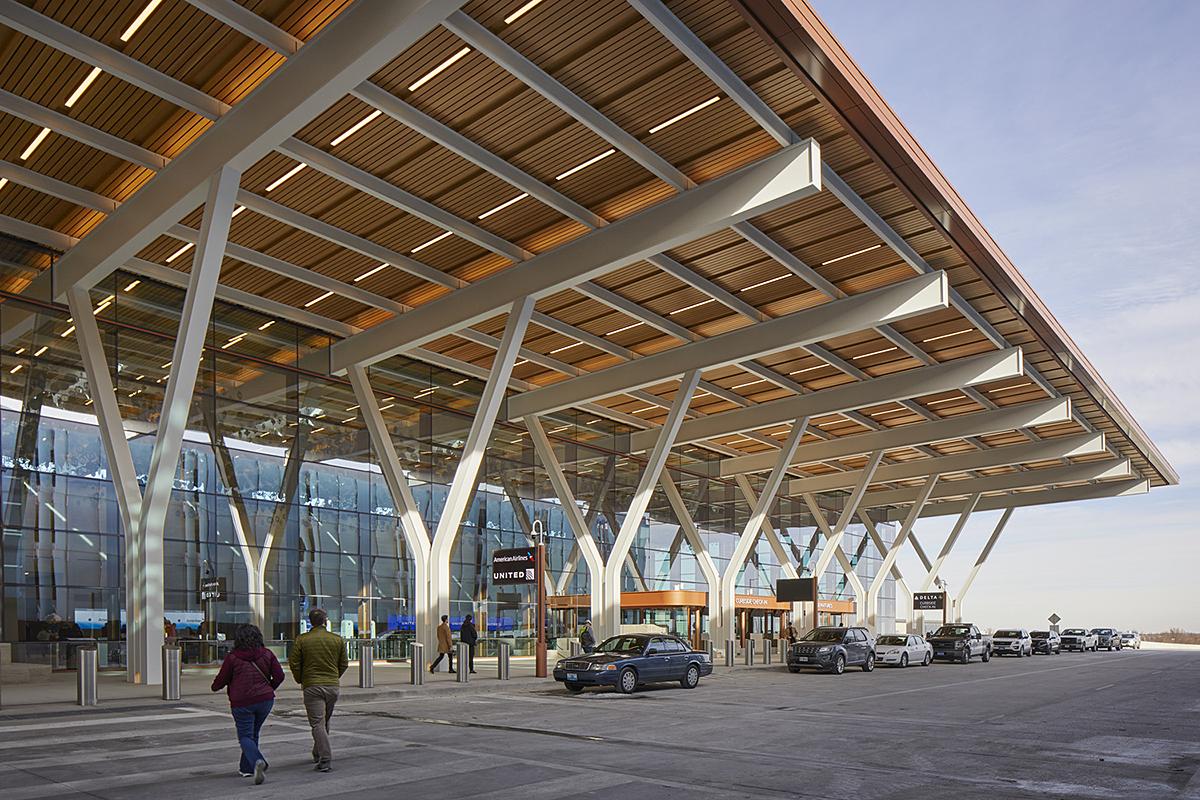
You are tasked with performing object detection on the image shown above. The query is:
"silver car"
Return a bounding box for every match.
[992,628,1033,657]
[874,634,933,667]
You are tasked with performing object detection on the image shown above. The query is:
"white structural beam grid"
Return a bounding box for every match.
[955,507,1014,622]
[801,449,885,595]
[2,0,464,305]
[890,478,1151,520]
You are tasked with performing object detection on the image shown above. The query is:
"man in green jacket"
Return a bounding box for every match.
[288,608,347,772]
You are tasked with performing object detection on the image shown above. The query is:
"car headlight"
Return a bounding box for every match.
[817,646,832,653]
[954,640,967,648]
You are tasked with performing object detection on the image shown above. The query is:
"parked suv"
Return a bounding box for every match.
[1030,630,1061,655]
[1060,628,1098,652]
[1120,631,1141,650]
[1091,628,1122,651]
[928,623,992,663]
[992,629,1033,657]
[787,626,875,675]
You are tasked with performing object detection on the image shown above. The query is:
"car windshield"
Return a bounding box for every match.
[802,628,846,642]
[1063,629,1086,635]
[995,630,1023,638]
[1091,628,1113,635]
[1031,631,1050,638]
[595,635,649,654]
[1121,633,1134,638]
[877,635,907,646]
[932,626,971,637]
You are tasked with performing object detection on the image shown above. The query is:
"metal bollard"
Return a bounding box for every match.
[706,641,715,663]
[410,641,425,686]
[724,639,735,667]
[161,645,182,701]
[762,640,772,665]
[569,640,582,657]
[744,639,755,666]
[497,641,510,680]
[358,640,375,688]
[456,643,470,683]
[778,639,788,662]
[77,647,98,706]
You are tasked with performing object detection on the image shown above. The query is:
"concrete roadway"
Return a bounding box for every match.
[1,648,1197,799]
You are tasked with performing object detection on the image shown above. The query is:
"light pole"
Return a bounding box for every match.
[532,518,547,678]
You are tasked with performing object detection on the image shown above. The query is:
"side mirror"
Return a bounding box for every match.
[645,647,659,655]
[974,633,982,640]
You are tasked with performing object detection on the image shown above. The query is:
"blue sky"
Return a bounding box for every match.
[808,0,1200,632]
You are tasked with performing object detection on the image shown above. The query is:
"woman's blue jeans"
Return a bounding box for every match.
[231,698,273,774]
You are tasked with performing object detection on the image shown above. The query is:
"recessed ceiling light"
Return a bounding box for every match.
[789,364,825,375]
[354,263,389,282]
[123,279,140,292]
[731,379,766,390]
[34,346,48,357]
[669,298,715,316]
[549,341,583,354]
[851,347,897,360]
[649,96,720,134]
[555,149,615,181]
[739,274,788,293]
[478,193,529,219]
[0,178,7,191]
[504,0,547,24]
[922,328,972,343]
[408,47,472,92]
[821,244,882,266]
[65,67,103,108]
[605,321,643,336]
[230,205,247,218]
[120,0,164,41]
[410,231,452,253]
[257,320,274,331]
[20,128,51,161]
[60,325,75,338]
[331,110,382,147]
[265,163,306,192]
[165,242,194,263]
[304,291,334,308]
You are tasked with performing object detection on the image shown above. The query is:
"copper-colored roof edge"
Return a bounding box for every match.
[733,0,1178,487]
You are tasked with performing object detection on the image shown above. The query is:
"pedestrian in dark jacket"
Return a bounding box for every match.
[460,614,478,673]
[211,624,284,784]
[579,619,597,653]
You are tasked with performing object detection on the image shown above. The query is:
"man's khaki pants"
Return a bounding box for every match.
[303,685,340,767]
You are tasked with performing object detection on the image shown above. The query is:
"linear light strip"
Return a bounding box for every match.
[408,47,472,92]
[331,110,382,146]
[504,0,547,24]
[478,193,529,219]
[739,274,788,293]
[649,96,720,134]
[265,163,307,192]
[120,0,165,42]
[822,243,882,265]
[410,231,452,253]
[555,149,615,181]
[165,242,194,263]
[669,298,715,315]
[20,128,51,161]
[304,291,334,308]
[65,66,103,108]
[354,263,389,282]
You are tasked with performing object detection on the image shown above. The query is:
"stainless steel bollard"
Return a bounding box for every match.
[77,647,98,706]
[744,639,755,666]
[706,641,715,663]
[569,640,582,657]
[724,639,735,667]
[410,641,424,686]
[497,641,510,680]
[358,640,375,688]
[456,643,470,683]
[161,646,182,701]
[762,640,772,665]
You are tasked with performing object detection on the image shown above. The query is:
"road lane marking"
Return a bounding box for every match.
[0,707,219,734]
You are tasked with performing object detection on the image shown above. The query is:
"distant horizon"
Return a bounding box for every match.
[810,0,1199,632]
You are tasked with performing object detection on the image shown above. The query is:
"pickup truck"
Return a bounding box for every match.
[927,623,992,663]
[1060,628,1098,652]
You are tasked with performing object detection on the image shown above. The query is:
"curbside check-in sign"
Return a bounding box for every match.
[492,548,537,585]
[913,592,945,611]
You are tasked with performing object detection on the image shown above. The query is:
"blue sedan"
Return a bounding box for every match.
[553,634,713,694]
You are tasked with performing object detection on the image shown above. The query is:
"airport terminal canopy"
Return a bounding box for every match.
[0,0,1177,524]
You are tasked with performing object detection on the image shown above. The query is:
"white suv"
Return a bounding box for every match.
[1120,631,1141,650]
[992,628,1033,657]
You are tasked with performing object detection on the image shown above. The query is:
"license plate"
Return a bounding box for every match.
[793,656,809,663]
[566,673,578,681]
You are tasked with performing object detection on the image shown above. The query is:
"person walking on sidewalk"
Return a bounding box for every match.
[580,619,596,654]
[288,608,347,773]
[429,614,455,673]
[211,623,284,784]
[460,614,478,673]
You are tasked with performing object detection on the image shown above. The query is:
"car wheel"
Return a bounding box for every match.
[681,664,700,689]
[832,654,846,675]
[981,648,990,663]
[862,653,875,673]
[564,682,584,694]
[923,652,932,666]
[617,667,638,694]
[900,653,908,668]
[960,648,970,664]
[788,665,801,673]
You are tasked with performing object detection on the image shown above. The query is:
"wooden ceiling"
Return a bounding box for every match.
[0,0,1176,515]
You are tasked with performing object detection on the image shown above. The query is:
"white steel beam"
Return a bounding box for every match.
[720,397,1073,477]
[954,508,1014,622]
[785,432,1105,496]
[803,450,884,582]
[527,417,607,632]
[13,0,463,301]
[184,0,303,56]
[894,478,1151,519]
[328,139,821,372]
[632,345,1019,453]
[659,473,723,635]
[347,365,433,644]
[864,475,938,631]
[428,297,535,647]
[600,371,701,633]
[861,459,1133,510]
[716,419,809,644]
[918,494,982,598]
[508,271,948,420]
[859,511,914,633]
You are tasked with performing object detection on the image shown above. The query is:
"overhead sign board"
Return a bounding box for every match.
[491,548,537,585]
[913,592,945,611]
[198,576,226,603]
[776,577,818,602]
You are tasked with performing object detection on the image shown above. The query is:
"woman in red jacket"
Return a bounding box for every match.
[211,624,285,784]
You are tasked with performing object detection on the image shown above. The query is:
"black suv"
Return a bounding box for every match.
[787,626,875,675]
